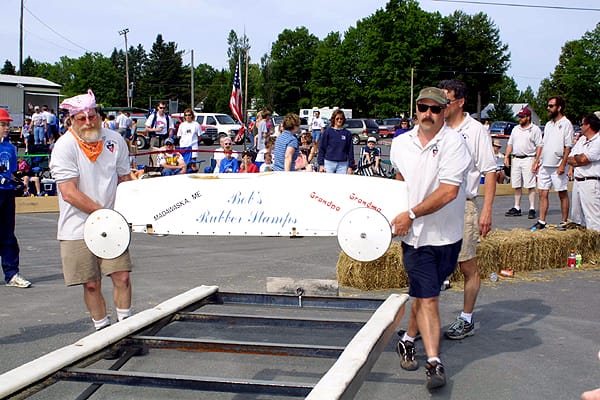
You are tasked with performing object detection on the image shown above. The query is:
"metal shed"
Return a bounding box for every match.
[0,74,62,126]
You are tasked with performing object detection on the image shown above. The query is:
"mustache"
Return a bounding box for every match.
[421,117,434,124]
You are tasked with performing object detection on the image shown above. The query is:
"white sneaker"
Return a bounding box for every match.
[6,273,32,288]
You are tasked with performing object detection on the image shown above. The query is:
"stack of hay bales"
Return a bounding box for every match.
[337,228,600,291]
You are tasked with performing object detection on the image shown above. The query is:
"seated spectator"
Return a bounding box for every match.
[260,152,274,172]
[239,150,258,173]
[256,136,276,169]
[157,138,186,176]
[212,136,234,173]
[492,139,508,184]
[219,149,239,173]
[393,118,411,137]
[15,157,41,196]
[298,132,316,171]
[362,137,382,174]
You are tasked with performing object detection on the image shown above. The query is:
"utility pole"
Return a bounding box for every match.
[19,0,23,75]
[119,28,130,107]
[190,50,195,111]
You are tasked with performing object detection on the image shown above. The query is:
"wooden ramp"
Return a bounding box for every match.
[0,287,407,400]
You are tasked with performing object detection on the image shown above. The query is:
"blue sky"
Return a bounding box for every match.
[1,0,598,92]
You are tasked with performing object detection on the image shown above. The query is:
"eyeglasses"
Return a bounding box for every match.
[334,117,344,121]
[158,106,165,110]
[417,103,444,114]
[547,104,557,108]
[184,114,193,117]
[73,114,98,122]
[224,142,232,146]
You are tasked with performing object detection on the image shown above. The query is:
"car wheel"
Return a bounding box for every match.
[352,135,360,145]
[135,135,148,149]
[202,139,214,146]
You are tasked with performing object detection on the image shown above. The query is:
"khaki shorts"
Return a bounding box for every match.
[60,240,132,286]
[458,199,479,262]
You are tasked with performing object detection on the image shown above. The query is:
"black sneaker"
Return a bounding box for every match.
[396,339,419,371]
[505,207,522,216]
[528,209,536,219]
[397,329,421,341]
[530,221,546,231]
[425,361,446,389]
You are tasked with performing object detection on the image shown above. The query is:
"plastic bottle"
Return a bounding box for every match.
[490,272,498,282]
[567,250,577,269]
[576,253,582,268]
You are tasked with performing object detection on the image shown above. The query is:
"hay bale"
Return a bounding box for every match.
[337,242,408,290]
[338,228,600,291]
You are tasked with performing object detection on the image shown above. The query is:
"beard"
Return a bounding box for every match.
[73,118,102,142]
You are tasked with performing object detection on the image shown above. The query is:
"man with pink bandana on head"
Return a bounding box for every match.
[50,90,134,339]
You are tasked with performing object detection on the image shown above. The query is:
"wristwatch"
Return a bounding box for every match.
[408,208,416,220]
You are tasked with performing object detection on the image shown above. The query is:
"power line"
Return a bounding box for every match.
[23,6,92,53]
[432,0,600,12]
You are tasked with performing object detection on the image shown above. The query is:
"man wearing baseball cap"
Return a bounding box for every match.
[504,107,543,219]
[0,108,32,288]
[390,87,471,389]
[50,90,134,337]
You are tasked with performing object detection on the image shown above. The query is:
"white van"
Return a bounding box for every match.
[195,113,243,143]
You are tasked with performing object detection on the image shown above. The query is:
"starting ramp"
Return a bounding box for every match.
[0,286,407,399]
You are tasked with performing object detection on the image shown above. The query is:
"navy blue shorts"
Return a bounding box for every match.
[401,240,462,298]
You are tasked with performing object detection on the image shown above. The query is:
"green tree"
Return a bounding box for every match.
[267,27,319,113]
[438,10,510,114]
[486,101,517,123]
[305,32,344,110]
[66,52,121,106]
[1,60,17,75]
[489,75,520,105]
[140,34,188,111]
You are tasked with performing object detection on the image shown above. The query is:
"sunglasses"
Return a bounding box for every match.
[224,143,232,146]
[158,106,165,110]
[417,103,444,114]
[184,114,193,117]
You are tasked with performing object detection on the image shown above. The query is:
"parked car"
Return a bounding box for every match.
[376,118,402,138]
[195,113,243,143]
[490,121,517,137]
[345,118,380,145]
[272,116,309,137]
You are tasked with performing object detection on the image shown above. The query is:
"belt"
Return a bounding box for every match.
[513,155,533,159]
[574,177,600,181]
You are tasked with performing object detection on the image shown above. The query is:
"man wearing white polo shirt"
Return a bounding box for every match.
[531,95,574,231]
[390,87,471,390]
[438,79,497,341]
[504,107,543,219]
[567,113,600,231]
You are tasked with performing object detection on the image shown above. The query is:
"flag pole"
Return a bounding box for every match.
[244,49,249,150]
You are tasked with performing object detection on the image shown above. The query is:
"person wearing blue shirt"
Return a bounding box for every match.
[318,110,355,174]
[0,108,31,288]
[272,114,300,171]
[219,149,239,173]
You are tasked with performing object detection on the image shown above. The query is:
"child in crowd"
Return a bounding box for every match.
[239,151,258,173]
[259,152,273,172]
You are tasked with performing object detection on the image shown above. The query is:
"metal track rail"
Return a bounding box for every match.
[0,286,407,400]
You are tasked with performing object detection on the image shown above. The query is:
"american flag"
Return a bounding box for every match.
[230,57,245,142]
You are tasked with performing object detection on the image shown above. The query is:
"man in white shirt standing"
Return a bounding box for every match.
[531,95,574,231]
[504,107,543,219]
[145,101,173,147]
[437,79,496,341]
[309,110,325,147]
[391,87,471,390]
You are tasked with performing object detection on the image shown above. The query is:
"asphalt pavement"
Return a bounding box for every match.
[2,145,600,399]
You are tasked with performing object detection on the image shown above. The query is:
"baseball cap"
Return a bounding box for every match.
[492,140,502,147]
[517,107,531,117]
[416,87,448,106]
[164,137,174,145]
[367,137,377,143]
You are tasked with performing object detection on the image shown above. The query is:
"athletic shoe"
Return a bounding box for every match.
[396,339,419,371]
[530,221,546,231]
[425,361,446,389]
[505,207,522,216]
[528,209,536,219]
[6,273,32,288]
[555,221,569,231]
[445,316,474,340]
[397,329,421,341]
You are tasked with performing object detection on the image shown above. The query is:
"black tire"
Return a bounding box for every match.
[202,139,214,146]
[135,135,148,149]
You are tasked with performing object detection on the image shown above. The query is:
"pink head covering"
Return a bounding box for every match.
[60,89,97,116]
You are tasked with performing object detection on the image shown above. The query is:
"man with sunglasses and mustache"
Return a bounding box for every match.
[50,90,134,334]
[531,95,574,231]
[390,87,471,390]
